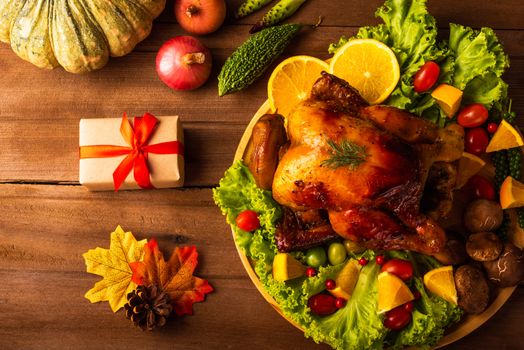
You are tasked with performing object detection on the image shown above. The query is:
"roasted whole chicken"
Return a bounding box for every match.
[247,73,464,255]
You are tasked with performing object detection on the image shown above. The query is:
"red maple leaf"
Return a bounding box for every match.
[131,240,213,316]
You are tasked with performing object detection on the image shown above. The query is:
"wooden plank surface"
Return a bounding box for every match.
[1,0,524,349]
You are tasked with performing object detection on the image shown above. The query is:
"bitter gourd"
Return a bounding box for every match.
[218,23,302,96]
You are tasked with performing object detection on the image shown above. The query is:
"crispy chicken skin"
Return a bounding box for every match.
[272,72,458,255]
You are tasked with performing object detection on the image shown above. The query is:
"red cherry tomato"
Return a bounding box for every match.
[376,255,386,265]
[413,61,440,93]
[404,301,415,313]
[235,210,260,232]
[457,104,489,128]
[381,259,414,281]
[308,294,337,315]
[306,267,317,277]
[325,279,336,290]
[358,258,368,266]
[384,305,412,330]
[467,175,495,200]
[335,297,346,309]
[487,122,498,134]
[465,127,489,155]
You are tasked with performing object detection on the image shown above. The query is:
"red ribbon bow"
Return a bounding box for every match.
[79,113,184,191]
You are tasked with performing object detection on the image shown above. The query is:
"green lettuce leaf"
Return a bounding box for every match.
[305,260,387,350]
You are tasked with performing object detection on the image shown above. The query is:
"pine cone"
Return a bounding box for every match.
[124,284,172,331]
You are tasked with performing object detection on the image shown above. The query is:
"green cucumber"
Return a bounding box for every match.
[235,0,273,19]
[218,23,302,96]
[250,0,307,33]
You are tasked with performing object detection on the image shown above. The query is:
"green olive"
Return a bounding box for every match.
[328,242,347,265]
[343,239,366,254]
[305,246,327,268]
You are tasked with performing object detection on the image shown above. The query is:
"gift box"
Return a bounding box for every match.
[79,113,184,191]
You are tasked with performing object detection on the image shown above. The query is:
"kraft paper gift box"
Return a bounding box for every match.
[79,113,184,191]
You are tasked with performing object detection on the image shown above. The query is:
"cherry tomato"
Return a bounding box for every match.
[457,103,489,128]
[308,294,337,315]
[335,297,346,309]
[358,258,368,266]
[465,127,489,155]
[306,247,327,268]
[381,259,414,281]
[325,279,336,290]
[487,122,498,134]
[376,255,386,265]
[404,301,415,313]
[413,61,440,93]
[235,210,260,232]
[467,175,495,200]
[328,242,347,265]
[384,305,412,330]
[306,267,317,277]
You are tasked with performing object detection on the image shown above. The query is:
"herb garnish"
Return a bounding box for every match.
[322,139,367,169]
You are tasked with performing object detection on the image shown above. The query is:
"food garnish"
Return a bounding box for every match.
[454,265,489,314]
[486,120,524,152]
[174,0,226,35]
[455,152,486,189]
[483,242,524,287]
[305,246,328,268]
[218,23,302,96]
[500,176,524,209]
[321,139,368,170]
[430,84,463,118]
[463,199,504,233]
[457,103,489,128]
[377,271,415,313]
[380,259,413,281]
[423,266,457,305]
[251,0,308,33]
[268,55,329,117]
[327,242,347,265]
[413,61,440,93]
[236,210,261,232]
[464,127,489,155]
[467,174,496,201]
[273,253,307,281]
[329,39,400,105]
[156,36,212,91]
[328,259,360,299]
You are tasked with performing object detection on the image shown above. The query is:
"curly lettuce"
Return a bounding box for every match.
[214,162,462,350]
[329,0,510,126]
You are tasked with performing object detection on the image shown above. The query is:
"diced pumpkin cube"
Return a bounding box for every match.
[272,253,307,282]
[431,84,463,118]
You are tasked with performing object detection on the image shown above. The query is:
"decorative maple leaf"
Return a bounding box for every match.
[83,226,147,312]
[132,240,213,316]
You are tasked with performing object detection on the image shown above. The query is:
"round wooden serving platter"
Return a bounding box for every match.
[231,100,517,349]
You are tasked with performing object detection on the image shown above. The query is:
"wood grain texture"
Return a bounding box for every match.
[1,0,524,349]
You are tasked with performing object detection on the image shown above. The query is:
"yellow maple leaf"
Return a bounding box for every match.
[83,226,147,312]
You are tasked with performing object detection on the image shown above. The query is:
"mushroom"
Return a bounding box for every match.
[454,264,490,314]
[463,199,503,233]
[466,232,503,262]
[483,242,524,287]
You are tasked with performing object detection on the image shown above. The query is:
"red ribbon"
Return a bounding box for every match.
[79,113,184,191]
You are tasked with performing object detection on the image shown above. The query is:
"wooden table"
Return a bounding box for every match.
[1,1,523,349]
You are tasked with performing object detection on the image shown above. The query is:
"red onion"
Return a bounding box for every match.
[156,36,212,90]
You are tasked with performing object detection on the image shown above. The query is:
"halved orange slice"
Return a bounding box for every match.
[455,152,486,189]
[268,55,329,118]
[329,39,400,104]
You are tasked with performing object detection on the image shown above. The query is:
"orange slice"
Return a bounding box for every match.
[455,152,486,189]
[500,176,524,209]
[423,266,457,304]
[377,271,414,313]
[329,259,360,300]
[329,39,400,104]
[486,120,524,152]
[268,55,329,118]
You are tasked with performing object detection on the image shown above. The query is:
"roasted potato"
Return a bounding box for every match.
[455,264,490,314]
[245,114,287,189]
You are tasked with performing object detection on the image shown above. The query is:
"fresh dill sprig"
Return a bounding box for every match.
[321,139,367,169]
